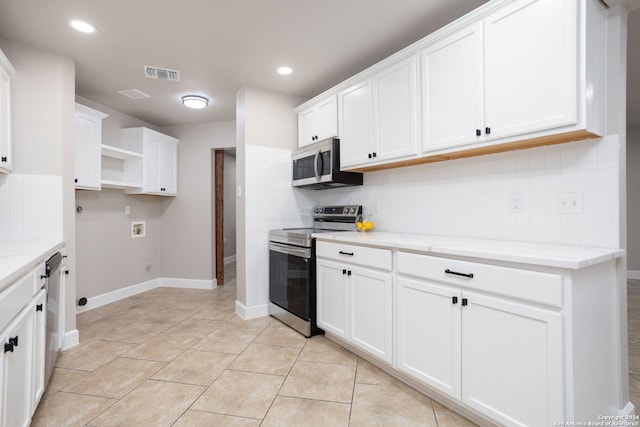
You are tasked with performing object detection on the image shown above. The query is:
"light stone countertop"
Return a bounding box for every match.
[312,231,624,270]
[0,239,65,292]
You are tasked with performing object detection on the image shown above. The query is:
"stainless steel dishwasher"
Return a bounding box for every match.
[44,252,63,387]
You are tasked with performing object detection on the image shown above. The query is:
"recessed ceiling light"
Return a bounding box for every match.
[182,95,208,109]
[69,20,96,33]
[277,66,293,75]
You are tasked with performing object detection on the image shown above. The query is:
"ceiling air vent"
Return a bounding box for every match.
[143,65,180,81]
[117,89,151,100]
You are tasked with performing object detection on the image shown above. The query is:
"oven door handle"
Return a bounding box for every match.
[269,242,311,259]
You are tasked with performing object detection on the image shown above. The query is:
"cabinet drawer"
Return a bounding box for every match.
[0,271,35,330]
[317,241,392,271]
[397,252,562,307]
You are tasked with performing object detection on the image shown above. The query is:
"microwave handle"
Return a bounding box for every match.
[314,149,321,182]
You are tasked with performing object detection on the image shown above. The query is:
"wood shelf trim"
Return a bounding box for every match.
[345,130,599,173]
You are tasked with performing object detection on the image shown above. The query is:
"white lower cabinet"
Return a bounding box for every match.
[397,251,564,426]
[316,242,393,363]
[1,302,35,427]
[0,264,48,427]
[460,291,563,426]
[397,277,461,398]
[316,259,349,339]
[31,289,47,413]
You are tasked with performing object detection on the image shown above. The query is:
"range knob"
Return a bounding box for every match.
[350,207,356,214]
[343,207,349,214]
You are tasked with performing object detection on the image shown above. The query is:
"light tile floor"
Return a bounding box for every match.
[627,279,640,410]
[31,263,474,426]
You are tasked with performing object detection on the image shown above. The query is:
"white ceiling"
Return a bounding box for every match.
[0,1,637,128]
[0,0,487,127]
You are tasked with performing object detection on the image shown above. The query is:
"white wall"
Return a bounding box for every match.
[160,121,235,281]
[235,86,307,318]
[74,97,167,299]
[628,127,640,274]
[0,39,77,342]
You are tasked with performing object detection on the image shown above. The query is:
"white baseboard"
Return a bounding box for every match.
[76,277,217,314]
[61,329,79,350]
[159,277,217,289]
[629,271,640,280]
[224,255,236,265]
[621,401,636,416]
[235,300,269,319]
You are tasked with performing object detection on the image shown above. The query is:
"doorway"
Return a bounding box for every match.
[213,148,237,286]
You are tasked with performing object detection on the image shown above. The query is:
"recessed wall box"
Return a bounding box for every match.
[131,221,145,238]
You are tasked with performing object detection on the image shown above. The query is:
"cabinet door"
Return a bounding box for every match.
[316,259,349,339]
[350,266,392,363]
[338,79,373,168]
[0,55,12,174]
[2,303,35,427]
[314,95,338,142]
[74,109,103,190]
[397,277,461,399]
[461,291,563,426]
[484,0,577,141]
[373,56,419,162]
[31,289,46,413]
[143,131,163,194]
[298,107,316,147]
[160,138,178,195]
[422,23,484,151]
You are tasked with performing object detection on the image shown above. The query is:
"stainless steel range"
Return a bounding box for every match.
[268,205,362,337]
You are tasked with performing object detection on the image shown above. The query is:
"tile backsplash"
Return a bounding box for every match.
[307,136,621,249]
[0,174,63,241]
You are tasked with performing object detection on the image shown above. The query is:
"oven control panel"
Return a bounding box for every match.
[313,205,362,218]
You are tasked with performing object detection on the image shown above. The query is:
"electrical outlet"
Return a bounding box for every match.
[125,205,131,215]
[557,192,584,214]
[510,194,523,213]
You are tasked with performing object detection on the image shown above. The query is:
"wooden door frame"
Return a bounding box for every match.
[215,150,224,285]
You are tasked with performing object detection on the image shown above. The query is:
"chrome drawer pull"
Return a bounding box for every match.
[445,269,474,279]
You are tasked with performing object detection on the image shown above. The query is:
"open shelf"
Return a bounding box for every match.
[101,144,142,160]
[101,180,142,190]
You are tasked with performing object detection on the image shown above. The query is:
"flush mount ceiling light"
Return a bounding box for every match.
[182,95,208,109]
[277,66,293,75]
[68,19,96,33]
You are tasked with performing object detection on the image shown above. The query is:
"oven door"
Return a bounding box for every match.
[269,242,312,320]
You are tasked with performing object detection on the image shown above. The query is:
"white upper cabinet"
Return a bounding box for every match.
[297,95,338,147]
[298,0,605,172]
[483,0,578,141]
[373,56,419,162]
[338,80,373,168]
[340,56,419,169]
[422,23,484,151]
[423,0,581,152]
[123,127,178,196]
[0,49,15,174]
[74,103,108,190]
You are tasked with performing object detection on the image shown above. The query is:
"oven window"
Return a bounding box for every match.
[269,249,311,320]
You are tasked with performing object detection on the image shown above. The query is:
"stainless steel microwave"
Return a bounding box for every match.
[291,138,363,189]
